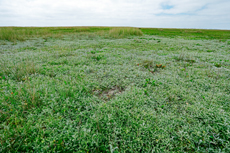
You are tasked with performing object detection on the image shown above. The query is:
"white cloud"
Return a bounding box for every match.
[0,0,229,29]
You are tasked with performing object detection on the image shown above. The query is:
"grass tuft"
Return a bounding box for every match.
[109,27,143,38]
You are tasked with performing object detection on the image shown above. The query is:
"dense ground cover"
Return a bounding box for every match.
[0,27,230,152]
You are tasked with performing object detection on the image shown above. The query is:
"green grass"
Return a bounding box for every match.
[0,27,230,152]
[141,28,230,40]
[1,27,230,42]
[0,27,111,42]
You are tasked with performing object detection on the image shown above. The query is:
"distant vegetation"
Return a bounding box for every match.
[141,28,230,40]
[1,27,230,42]
[109,27,143,38]
[0,27,110,41]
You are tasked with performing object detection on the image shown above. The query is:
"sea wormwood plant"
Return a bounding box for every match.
[141,59,154,69]
[0,27,230,152]
[0,61,38,81]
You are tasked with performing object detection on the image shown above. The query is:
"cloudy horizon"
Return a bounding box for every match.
[0,0,230,29]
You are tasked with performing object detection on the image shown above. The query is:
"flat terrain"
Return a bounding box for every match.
[0,27,230,152]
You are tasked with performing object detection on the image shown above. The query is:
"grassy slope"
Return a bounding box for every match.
[0,28,230,152]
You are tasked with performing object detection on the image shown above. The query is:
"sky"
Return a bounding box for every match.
[0,0,230,29]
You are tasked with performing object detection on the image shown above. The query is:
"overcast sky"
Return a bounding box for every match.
[0,0,230,29]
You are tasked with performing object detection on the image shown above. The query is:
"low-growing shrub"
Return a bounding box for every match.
[215,63,222,67]
[207,49,214,52]
[141,59,154,69]
[174,54,196,63]
[92,55,104,61]
[156,64,166,69]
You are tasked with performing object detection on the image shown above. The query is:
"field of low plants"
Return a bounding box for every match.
[0,27,230,152]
